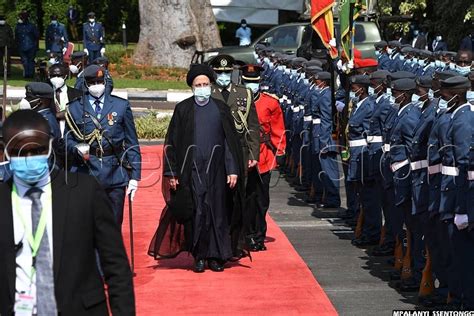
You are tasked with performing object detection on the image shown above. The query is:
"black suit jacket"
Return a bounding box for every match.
[67,85,83,103]
[0,170,135,315]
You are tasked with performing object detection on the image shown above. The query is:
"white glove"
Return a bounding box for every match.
[454,214,469,230]
[75,143,90,161]
[100,47,105,56]
[336,59,343,71]
[347,59,354,69]
[127,179,138,201]
[329,38,337,47]
[62,47,67,54]
[84,48,89,55]
[336,100,345,112]
[46,49,51,54]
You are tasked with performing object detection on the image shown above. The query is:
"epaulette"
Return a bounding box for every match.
[263,92,279,100]
[108,94,128,102]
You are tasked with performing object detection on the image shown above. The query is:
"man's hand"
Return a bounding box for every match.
[75,143,90,161]
[62,47,67,55]
[100,47,106,56]
[84,48,89,55]
[454,214,469,230]
[227,174,238,189]
[126,179,138,201]
[169,177,179,190]
[248,160,258,169]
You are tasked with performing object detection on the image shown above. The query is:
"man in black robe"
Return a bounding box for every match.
[148,64,246,273]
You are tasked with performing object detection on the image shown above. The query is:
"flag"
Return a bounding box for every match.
[339,0,363,62]
[311,0,338,59]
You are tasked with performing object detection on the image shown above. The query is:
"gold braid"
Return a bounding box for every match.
[65,107,103,146]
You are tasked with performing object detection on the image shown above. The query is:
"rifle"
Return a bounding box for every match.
[354,206,364,239]
[2,45,7,122]
[401,229,413,280]
[419,247,434,297]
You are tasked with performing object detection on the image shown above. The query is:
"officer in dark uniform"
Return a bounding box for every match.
[375,41,390,70]
[15,11,39,78]
[0,15,13,75]
[75,56,114,93]
[387,41,403,72]
[65,65,141,228]
[83,12,105,63]
[210,54,260,175]
[45,14,68,57]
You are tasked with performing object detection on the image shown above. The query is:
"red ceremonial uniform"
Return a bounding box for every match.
[255,92,286,174]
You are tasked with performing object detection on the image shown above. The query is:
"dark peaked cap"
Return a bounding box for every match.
[389,71,416,80]
[314,72,331,81]
[440,76,470,89]
[370,70,390,81]
[415,76,432,88]
[25,82,54,99]
[435,70,460,80]
[186,64,215,87]
[374,40,388,48]
[350,74,371,85]
[391,78,416,91]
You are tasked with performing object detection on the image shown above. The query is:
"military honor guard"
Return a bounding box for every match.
[15,11,39,78]
[65,65,141,228]
[83,12,105,63]
[45,14,68,57]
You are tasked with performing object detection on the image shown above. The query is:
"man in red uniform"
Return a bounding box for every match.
[241,64,287,251]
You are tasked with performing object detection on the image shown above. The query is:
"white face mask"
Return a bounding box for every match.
[88,83,105,98]
[436,36,442,41]
[18,19,23,24]
[387,48,393,55]
[18,98,32,110]
[89,19,95,23]
[69,64,79,74]
[193,86,212,103]
[466,90,474,102]
[48,58,57,65]
[245,83,260,94]
[368,86,375,96]
[51,20,58,24]
[50,77,65,89]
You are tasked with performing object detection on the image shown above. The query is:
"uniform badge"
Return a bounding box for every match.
[107,113,114,126]
[112,112,117,116]
[220,59,228,67]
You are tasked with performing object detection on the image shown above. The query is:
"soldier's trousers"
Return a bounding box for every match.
[88,49,101,64]
[357,180,382,241]
[19,48,36,77]
[317,151,341,206]
[446,221,465,305]
[246,169,272,244]
[105,186,126,230]
[453,228,474,309]
[311,154,324,202]
[300,142,311,186]
[342,161,359,217]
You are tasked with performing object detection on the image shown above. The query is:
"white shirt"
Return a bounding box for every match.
[353,97,368,115]
[13,174,53,307]
[236,26,252,46]
[89,94,105,117]
[54,84,69,112]
[376,94,385,104]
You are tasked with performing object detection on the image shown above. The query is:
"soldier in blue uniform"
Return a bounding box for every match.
[346,75,381,246]
[65,65,141,228]
[14,11,39,78]
[83,12,105,64]
[387,41,403,72]
[388,78,422,291]
[375,41,391,70]
[440,76,473,309]
[45,14,68,57]
[75,56,114,93]
[310,71,341,208]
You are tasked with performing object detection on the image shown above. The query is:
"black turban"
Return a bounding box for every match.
[186,64,215,87]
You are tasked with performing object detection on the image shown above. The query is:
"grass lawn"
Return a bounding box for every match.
[6,41,188,91]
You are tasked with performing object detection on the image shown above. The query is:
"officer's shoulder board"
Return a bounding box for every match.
[262,92,279,100]
[109,94,128,103]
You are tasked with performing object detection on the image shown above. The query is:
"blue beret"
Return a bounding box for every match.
[83,65,106,81]
[391,78,416,91]
[434,70,459,80]
[305,66,323,75]
[389,71,416,80]
[314,71,331,81]
[388,41,402,48]
[374,41,387,48]
[25,82,54,99]
[291,57,308,68]
[440,76,470,89]
[370,70,390,81]
[415,76,432,88]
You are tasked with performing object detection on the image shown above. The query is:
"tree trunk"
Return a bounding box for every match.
[133,0,222,68]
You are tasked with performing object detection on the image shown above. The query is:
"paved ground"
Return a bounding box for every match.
[268,171,417,316]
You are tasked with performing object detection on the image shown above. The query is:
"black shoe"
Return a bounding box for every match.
[351,236,379,247]
[257,242,267,251]
[371,244,394,256]
[247,238,260,252]
[389,270,401,281]
[345,217,357,226]
[317,203,340,209]
[304,197,321,204]
[193,259,205,273]
[294,185,310,192]
[387,257,395,266]
[400,278,420,292]
[208,259,224,272]
[337,211,353,219]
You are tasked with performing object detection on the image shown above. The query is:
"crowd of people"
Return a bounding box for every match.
[252,40,473,309]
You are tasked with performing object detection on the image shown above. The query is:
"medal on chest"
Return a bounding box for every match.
[107,113,114,126]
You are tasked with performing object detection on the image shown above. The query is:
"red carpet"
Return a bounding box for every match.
[121,145,337,315]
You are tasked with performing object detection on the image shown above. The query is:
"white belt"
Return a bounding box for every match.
[349,139,368,147]
[312,118,321,124]
[292,106,299,113]
[287,100,292,105]
[299,105,305,110]
[468,171,474,180]
[428,163,442,175]
[441,166,459,176]
[383,144,391,152]
[410,160,428,171]
[391,159,410,172]
[304,116,312,122]
[279,98,284,103]
[283,95,288,100]
[367,135,383,143]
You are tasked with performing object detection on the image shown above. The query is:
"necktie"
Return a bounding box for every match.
[26,187,57,315]
[55,89,61,111]
[222,88,230,103]
[94,99,102,119]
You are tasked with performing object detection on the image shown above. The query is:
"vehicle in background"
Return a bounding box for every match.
[204,21,382,63]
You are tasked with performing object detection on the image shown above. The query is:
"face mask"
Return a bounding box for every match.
[18,98,32,110]
[375,51,381,57]
[300,73,306,79]
[263,57,270,64]
[385,88,392,97]
[428,89,435,99]
[291,69,298,75]
[368,86,375,96]
[51,20,58,24]
[303,79,309,85]
[216,72,231,87]
[413,57,418,64]
[256,58,262,64]
[245,83,259,94]
[269,62,274,69]
[436,36,442,41]
[7,142,52,184]
[253,52,258,59]
[50,76,65,89]
[193,86,211,103]
[390,94,404,109]
[18,19,23,24]
[429,61,435,68]
[89,19,95,23]
[0,20,5,25]
[411,93,422,105]
[242,24,247,28]
[349,91,359,103]
[435,60,442,67]
[466,90,474,102]
[438,95,457,110]
[277,65,284,71]
[399,55,405,61]
[88,83,106,98]
[284,68,290,75]
[456,65,471,75]
[418,59,425,67]
[414,30,419,36]
[387,48,393,55]
[48,58,57,65]
[69,64,79,74]
[449,63,456,70]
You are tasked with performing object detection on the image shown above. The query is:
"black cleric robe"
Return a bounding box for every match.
[148,97,246,261]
